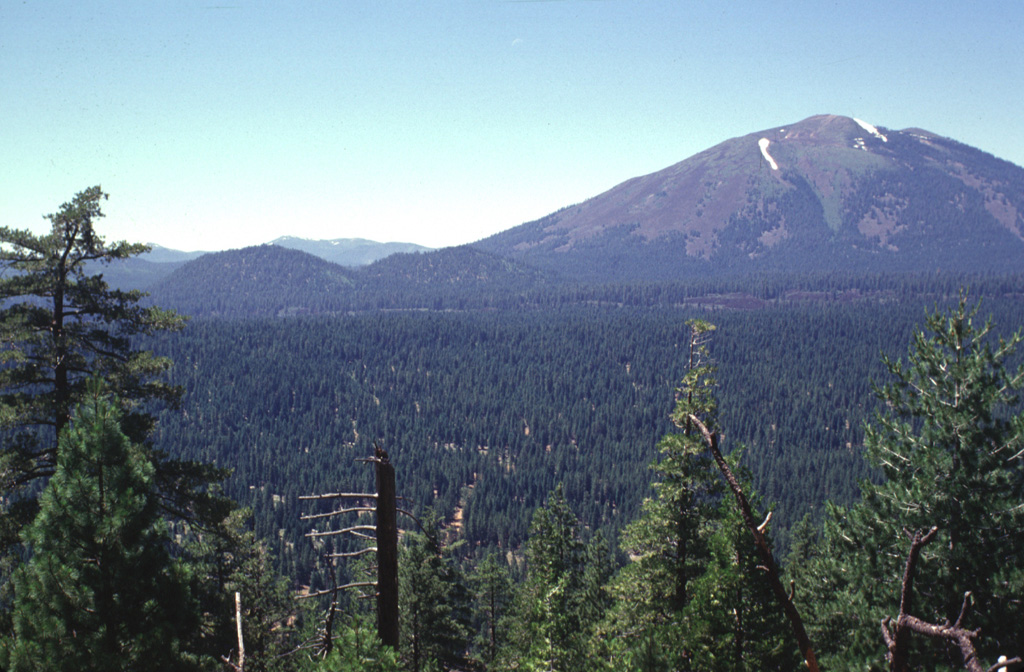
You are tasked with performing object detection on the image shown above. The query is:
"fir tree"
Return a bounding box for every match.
[600,319,724,669]
[497,485,611,672]
[398,509,473,672]
[470,550,513,667]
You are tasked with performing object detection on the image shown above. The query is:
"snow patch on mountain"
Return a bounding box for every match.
[854,118,888,142]
[758,138,779,170]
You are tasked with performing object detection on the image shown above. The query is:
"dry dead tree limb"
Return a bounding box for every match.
[881,526,1019,672]
[688,413,820,672]
[988,656,1023,672]
[300,506,376,521]
[235,592,245,672]
[327,547,378,559]
[881,526,938,672]
[298,492,378,501]
[304,525,378,539]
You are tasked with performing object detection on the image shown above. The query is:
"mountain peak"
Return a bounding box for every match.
[475,114,1024,281]
[761,114,883,144]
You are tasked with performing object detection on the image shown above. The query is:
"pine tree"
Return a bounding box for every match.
[799,296,1024,669]
[683,475,797,672]
[188,509,302,671]
[1,389,202,671]
[316,613,402,672]
[0,187,232,634]
[0,186,185,487]
[470,550,513,667]
[600,320,724,669]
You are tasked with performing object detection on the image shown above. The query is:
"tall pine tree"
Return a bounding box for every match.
[601,320,723,669]
[0,186,184,487]
[601,319,793,670]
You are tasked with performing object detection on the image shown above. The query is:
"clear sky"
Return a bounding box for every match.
[3,1,1023,252]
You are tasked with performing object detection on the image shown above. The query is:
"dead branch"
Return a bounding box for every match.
[988,657,1023,672]
[220,592,245,671]
[298,492,378,501]
[305,525,377,539]
[327,547,378,559]
[296,587,343,600]
[688,413,820,672]
[881,527,1018,672]
[300,506,376,521]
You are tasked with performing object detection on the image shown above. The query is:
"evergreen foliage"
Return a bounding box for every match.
[496,485,612,672]
[469,550,513,668]
[314,613,401,672]
[601,320,723,668]
[600,320,794,670]
[397,510,473,672]
[0,186,185,487]
[187,508,304,672]
[0,188,240,645]
[682,494,796,671]
[1,390,201,671]
[795,296,1024,669]
[8,197,1014,670]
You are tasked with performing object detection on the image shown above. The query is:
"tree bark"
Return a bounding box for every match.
[376,454,400,650]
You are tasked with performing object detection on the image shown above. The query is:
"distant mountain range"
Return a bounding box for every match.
[137,237,429,267]
[269,236,430,266]
[117,114,1024,313]
[101,237,432,292]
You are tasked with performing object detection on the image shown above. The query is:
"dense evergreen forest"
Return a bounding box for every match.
[143,282,1024,670]
[145,290,1024,576]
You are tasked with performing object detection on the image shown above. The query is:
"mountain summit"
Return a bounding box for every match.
[476,115,1024,281]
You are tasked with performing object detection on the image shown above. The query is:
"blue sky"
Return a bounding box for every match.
[3,1,1023,252]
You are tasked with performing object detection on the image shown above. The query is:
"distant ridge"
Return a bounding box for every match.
[103,237,430,292]
[270,236,431,267]
[129,115,1024,303]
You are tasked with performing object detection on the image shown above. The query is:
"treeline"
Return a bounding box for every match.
[141,237,1024,318]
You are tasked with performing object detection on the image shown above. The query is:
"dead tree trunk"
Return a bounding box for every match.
[375,453,400,649]
[299,446,401,653]
[688,414,820,672]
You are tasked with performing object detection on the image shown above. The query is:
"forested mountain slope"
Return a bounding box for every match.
[150,245,357,317]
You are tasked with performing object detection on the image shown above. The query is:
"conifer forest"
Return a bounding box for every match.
[1,188,1022,670]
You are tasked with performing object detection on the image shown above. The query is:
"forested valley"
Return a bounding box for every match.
[2,188,1022,671]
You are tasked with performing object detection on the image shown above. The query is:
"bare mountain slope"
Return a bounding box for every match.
[475,114,1024,281]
